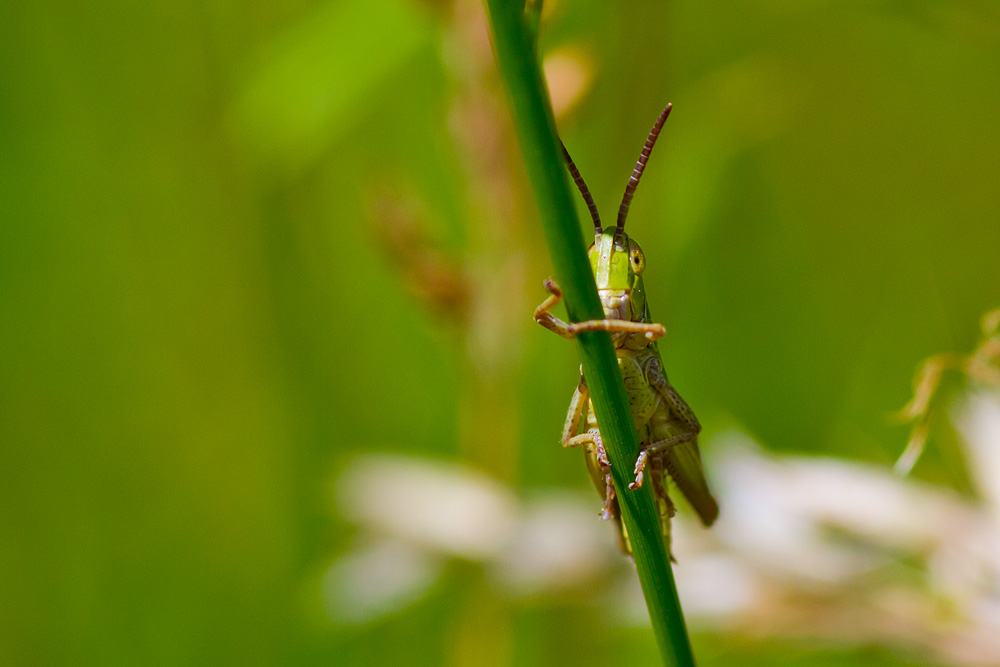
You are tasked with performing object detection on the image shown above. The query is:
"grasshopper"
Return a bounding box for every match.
[534,103,718,553]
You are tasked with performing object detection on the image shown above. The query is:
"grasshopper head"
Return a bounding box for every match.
[588,230,647,321]
[562,103,673,323]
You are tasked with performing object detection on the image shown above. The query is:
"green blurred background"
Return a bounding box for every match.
[2,0,999,665]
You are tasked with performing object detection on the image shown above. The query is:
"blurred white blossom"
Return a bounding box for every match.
[329,395,1000,664]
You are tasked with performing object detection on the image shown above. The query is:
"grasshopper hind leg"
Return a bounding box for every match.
[607,458,674,558]
[650,456,676,560]
[642,358,719,527]
[640,412,718,527]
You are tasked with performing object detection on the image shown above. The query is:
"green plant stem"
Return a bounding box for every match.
[482,2,696,666]
[522,0,543,42]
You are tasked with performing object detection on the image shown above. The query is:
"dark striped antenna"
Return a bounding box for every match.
[616,103,673,238]
[560,141,602,235]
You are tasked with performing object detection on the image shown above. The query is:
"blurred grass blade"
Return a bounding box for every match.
[231,0,428,174]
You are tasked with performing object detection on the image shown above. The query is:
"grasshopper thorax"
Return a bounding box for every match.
[588,230,647,322]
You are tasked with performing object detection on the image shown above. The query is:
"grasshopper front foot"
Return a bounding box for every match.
[534,279,666,341]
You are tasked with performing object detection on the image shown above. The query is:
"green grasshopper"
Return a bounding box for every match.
[534,104,718,553]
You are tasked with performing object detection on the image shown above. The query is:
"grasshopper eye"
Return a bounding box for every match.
[628,243,646,273]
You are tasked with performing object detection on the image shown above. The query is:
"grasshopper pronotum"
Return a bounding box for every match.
[534,104,718,553]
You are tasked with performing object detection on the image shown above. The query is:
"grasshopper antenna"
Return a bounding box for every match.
[561,141,602,235]
[616,103,673,238]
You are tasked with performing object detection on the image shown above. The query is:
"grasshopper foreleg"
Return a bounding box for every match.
[534,279,666,340]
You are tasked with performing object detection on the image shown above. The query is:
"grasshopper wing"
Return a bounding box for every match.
[662,440,718,526]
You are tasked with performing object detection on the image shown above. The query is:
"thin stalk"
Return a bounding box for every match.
[522,0,543,43]
[482,2,696,666]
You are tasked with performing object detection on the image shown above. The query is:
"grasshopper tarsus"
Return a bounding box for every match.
[601,470,617,520]
[629,450,649,490]
[595,438,611,468]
